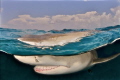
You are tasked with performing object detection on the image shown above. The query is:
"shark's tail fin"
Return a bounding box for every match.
[93,53,120,65]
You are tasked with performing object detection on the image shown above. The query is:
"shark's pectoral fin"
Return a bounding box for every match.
[92,53,120,65]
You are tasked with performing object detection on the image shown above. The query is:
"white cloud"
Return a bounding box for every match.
[110,6,120,13]
[2,6,120,30]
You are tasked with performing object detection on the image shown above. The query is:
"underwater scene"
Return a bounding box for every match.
[0,34,120,80]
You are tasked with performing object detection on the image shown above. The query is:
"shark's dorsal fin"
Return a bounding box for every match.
[92,53,120,65]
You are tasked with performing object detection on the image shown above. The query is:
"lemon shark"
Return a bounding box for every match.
[14,50,120,75]
[14,31,120,75]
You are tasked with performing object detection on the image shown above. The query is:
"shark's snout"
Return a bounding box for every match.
[14,55,40,65]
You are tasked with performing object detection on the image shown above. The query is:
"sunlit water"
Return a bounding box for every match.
[0,25,120,55]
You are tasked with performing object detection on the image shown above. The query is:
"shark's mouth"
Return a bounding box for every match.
[34,65,68,73]
[35,66,60,72]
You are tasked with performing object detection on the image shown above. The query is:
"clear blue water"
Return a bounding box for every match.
[0,25,120,55]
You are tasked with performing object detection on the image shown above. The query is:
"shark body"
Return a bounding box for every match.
[14,31,120,75]
[14,50,120,75]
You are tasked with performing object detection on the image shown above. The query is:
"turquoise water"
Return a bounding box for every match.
[1,39,120,80]
[0,25,120,55]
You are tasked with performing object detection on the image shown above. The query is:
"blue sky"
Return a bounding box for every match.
[1,1,120,30]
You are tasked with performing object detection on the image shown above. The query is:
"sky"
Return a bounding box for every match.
[1,0,120,30]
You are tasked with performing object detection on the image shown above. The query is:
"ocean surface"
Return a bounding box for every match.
[0,25,120,55]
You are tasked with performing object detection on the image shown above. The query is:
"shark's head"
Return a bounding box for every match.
[14,52,93,75]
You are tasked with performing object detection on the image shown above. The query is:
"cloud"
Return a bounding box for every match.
[110,6,120,13]
[3,6,120,30]
[110,6,120,24]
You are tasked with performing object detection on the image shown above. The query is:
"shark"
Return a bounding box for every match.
[14,31,120,75]
[14,50,120,75]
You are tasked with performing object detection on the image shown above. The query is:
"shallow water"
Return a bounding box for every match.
[0,25,120,55]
